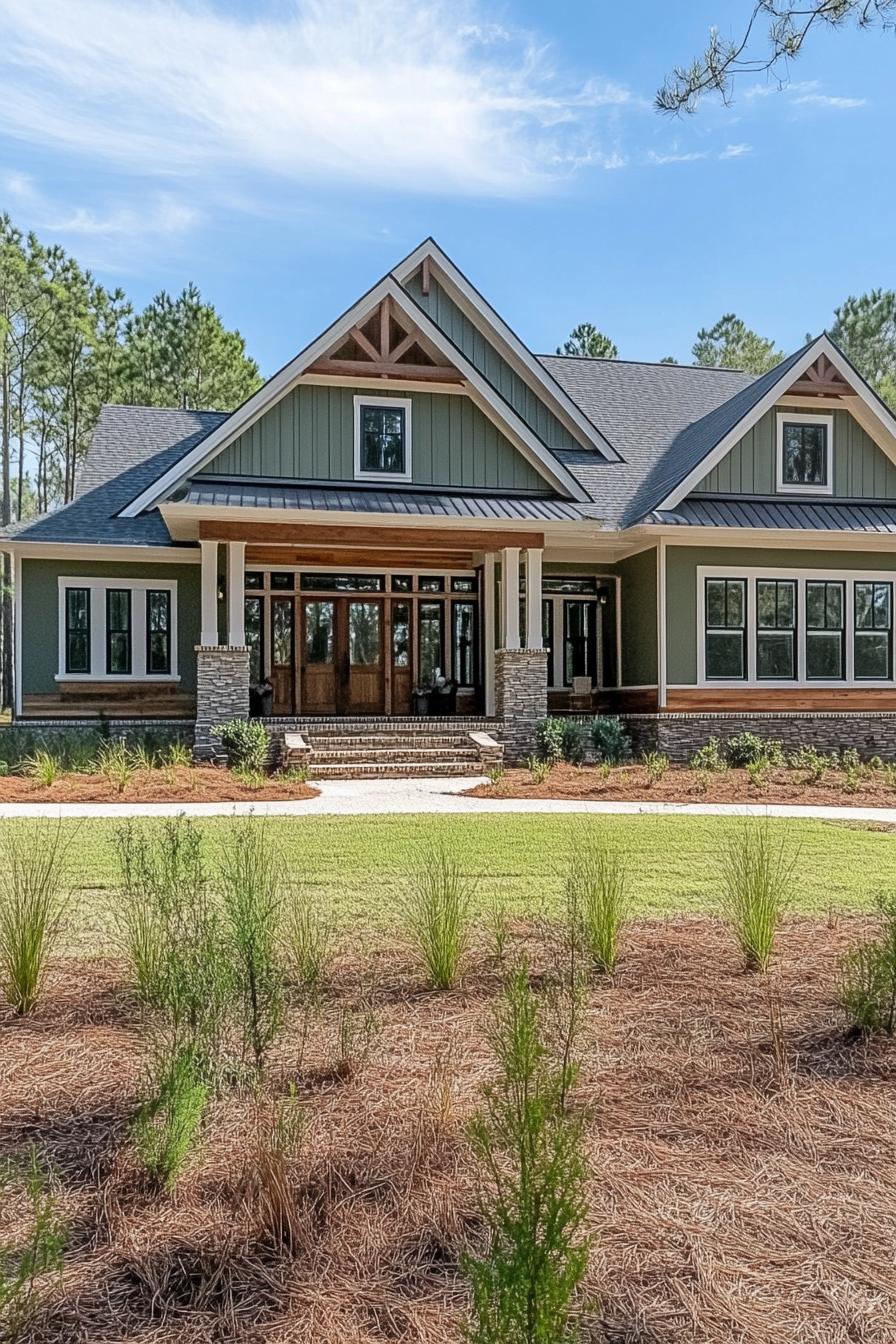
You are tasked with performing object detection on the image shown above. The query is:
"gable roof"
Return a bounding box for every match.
[118,258,600,517]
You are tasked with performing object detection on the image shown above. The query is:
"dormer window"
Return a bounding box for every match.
[776,413,833,495]
[354,397,412,482]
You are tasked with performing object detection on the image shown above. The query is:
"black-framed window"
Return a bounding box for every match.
[270,571,294,590]
[806,580,845,679]
[452,601,476,686]
[756,579,796,680]
[300,573,383,592]
[65,587,90,674]
[451,576,477,593]
[704,578,746,679]
[563,601,596,686]
[782,421,828,487]
[855,581,893,680]
[145,590,171,675]
[418,601,444,687]
[392,601,410,669]
[359,404,406,475]
[542,576,598,595]
[391,575,413,592]
[106,589,132,675]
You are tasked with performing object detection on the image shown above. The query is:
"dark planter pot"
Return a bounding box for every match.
[430,682,458,716]
[412,689,431,716]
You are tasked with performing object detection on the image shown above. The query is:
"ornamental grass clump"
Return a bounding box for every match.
[219,820,285,1077]
[132,1043,209,1191]
[464,959,589,1344]
[402,843,474,989]
[719,822,796,972]
[282,885,335,998]
[0,820,72,1015]
[838,891,896,1036]
[566,841,629,974]
[20,750,61,788]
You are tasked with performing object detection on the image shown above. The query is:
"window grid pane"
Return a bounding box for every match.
[106,589,131,675]
[360,405,406,474]
[806,580,844,680]
[65,587,90,674]
[756,579,796,680]
[704,578,746,679]
[855,581,892,680]
[145,590,171,675]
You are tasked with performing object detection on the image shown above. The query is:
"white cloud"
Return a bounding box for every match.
[0,0,640,201]
[647,149,708,165]
[46,198,199,238]
[793,92,866,109]
[719,143,752,159]
[743,78,866,110]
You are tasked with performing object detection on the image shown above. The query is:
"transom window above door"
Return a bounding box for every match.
[776,413,833,494]
[354,397,412,481]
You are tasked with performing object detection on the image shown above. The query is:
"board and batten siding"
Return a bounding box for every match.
[665,545,896,685]
[693,404,896,498]
[615,547,658,687]
[20,559,201,696]
[403,274,582,452]
[198,384,550,493]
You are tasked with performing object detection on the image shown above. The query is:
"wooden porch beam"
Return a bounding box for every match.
[786,379,857,396]
[307,357,463,383]
[201,520,544,550]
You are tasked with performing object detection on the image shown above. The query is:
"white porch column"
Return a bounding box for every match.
[483,552,496,717]
[525,547,543,650]
[226,540,246,646]
[199,539,219,646]
[501,546,521,650]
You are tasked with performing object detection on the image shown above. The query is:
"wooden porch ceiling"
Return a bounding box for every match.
[200,521,545,550]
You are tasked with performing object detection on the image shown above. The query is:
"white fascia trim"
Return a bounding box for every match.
[696,562,896,689]
[775,411,834,495]
[625,523,896,552]
[159,500,561,538]
[353,395,413,483]
[391,240,621,462]
[5,542,199,563]
[659,335,896,511]
[56,576,179,682]
[121,276,589,516]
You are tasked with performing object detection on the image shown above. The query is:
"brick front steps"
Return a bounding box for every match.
[261,716,503,779]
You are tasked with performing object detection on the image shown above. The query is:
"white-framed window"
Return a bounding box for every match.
[353,396,412,482]
[775,412,833,495]
[697,565,895,687]
[56,578,178,681]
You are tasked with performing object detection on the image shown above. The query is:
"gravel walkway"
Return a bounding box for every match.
[0,776,894,820]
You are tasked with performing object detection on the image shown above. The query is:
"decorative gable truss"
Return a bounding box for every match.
[119,267,596,517]
[786,353,857,400]
[308,295,461,385]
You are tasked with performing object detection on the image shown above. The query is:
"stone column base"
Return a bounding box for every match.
[193,645,250,762]
[495,647,548,764]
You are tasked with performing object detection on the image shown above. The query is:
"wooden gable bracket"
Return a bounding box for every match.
[786,353,857,397]
[308,294,463,384]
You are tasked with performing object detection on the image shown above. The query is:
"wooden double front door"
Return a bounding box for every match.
[269,595,413,716]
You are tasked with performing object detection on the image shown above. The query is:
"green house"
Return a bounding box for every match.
[8,239,896,764]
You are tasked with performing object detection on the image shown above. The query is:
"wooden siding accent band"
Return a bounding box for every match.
[199,520,544,550]
[666,687,896,712]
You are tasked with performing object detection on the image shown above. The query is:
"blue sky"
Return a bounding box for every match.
[1,0,892,376]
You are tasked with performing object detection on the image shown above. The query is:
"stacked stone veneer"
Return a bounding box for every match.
[496,648,548,764]
[619,712,896,763]
[193,645,250,762]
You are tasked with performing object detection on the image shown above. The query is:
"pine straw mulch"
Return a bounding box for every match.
[468,761,896,807]
[0,766,318,803]
[3,916,896,1343]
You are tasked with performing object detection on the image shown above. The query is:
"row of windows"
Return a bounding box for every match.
[705,577,893,681]
[64,587,172,676]
[244,571,477,594]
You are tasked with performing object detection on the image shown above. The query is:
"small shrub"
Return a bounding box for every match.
[789,744,831,783]
[726,732,783,769]
[95,739,134,794]
[566,842,629,973]
[0,1146,67,1342]
[838,891,896,1035]
[216,719,269,773]
[279,764,309,786]
[233,766,267,792]
[133,1045,209,1190]
[843,762,864,794]
[719,822,796,972]
[590,714,631,764]
[464,960,588,1344]
[282,886,334,997]
[0,760,8,777]
[526,755,552,785]
[486,764,505,788]
[0,821,71,1015]
[840,747,862,773]
[129,742,158,773]
[535,717,587,765]
[642,750,669,786]
[746,758,770,792]
[219,821,285,1077]
[690,738,727,773]
[401,843,473,989]
[20,751,61,788]
[883,762,896,791]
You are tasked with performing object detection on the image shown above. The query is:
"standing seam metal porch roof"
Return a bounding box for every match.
[646,497,896,533]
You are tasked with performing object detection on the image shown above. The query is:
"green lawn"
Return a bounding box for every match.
[19,813,891,952]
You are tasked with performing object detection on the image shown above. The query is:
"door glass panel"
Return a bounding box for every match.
[419,602,444,685]
[392,601,410,668]
[245,596,263,682]
[452,601,475,686]
[564,601,593,684]
[349,602,381,665]
[304,601,334,663]
[272,598,294,665]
